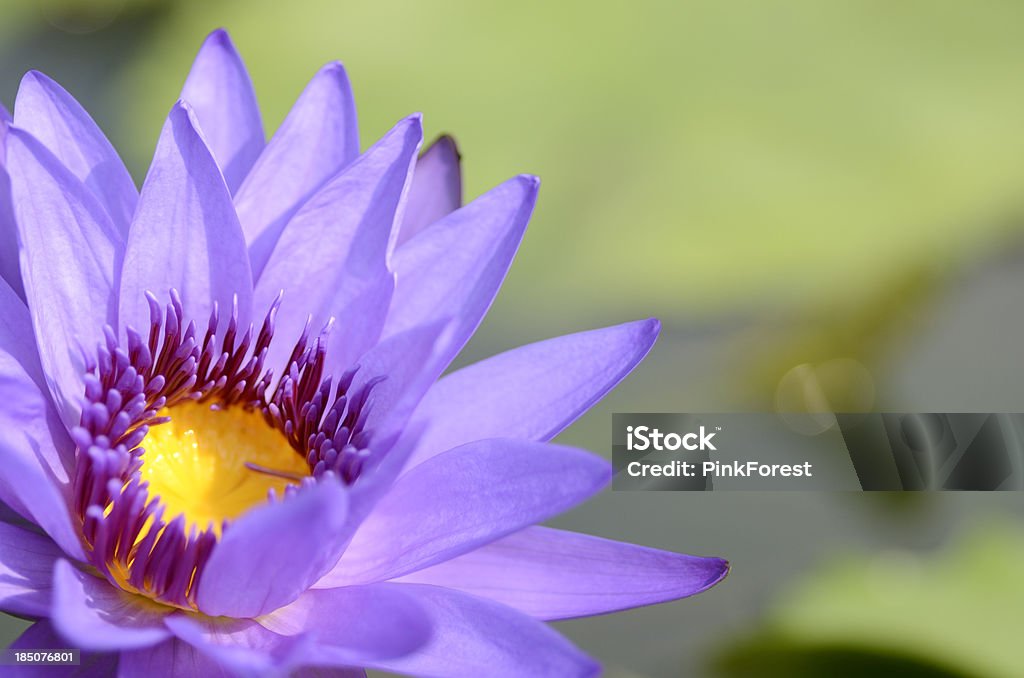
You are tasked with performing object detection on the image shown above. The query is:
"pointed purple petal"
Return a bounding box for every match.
[382,175,537,370]
[235,63,359,266]
[318,439,609,587]
[253,115,421,376]
[396,526,729,620]
[0,120,25,299]
[181,29,265,195]
[0,102,10,122]
[195,479,349,617]
[5,127,123,426]
[51,560,170,651]
[406,319,659,470]
[0,522,62,617]
[120,102,253,336]
[119,639,234,678]
[369,584,599,677]
[396,134,462,246]
[10,620,117,677]
[14,71,137,234]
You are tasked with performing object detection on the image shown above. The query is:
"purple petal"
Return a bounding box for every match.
[348,320,452,440]
[119,102,253,337]
[0,522,62,617]
[253,115,421,376]
[181,29,265,195]
[235,63,359,271]
[10,620,117,677]
[0,307,82,559]
[119,639,234,678]
[396,526,729,620]
[14,71,137,234]
[396,134,462,246]
[51,559,170,651]
[0,120,25,299]
[0,500,32,526]
[382,175,537,370]
[337,321,454,526]
[294,669,367,678]
[405,319,660,470]
[173,584,430,672]
[0,167,84,561]
[368,584,599,677]
[195,479,349,617]
[164,614,313,676]
[5,127,123,427]
[257,584,432,665]
[0,102,10,121]
[323,272,395,378]
[0,268,45,388]
[318,439,609,587]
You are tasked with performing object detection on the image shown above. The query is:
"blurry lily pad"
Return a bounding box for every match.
[714,526,1024,678]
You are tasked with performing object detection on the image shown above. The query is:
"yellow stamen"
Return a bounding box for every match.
[140,401,308,535]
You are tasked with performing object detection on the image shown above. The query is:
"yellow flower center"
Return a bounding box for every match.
[140,402,308,535]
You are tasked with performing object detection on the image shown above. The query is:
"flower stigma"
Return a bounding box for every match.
[140,402,308,536]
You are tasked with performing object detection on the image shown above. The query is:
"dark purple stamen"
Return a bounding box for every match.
[70,290,383,609]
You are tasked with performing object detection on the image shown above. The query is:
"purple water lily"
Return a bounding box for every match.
[0,29,728,677]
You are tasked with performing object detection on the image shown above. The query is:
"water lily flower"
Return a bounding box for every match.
[0,29,728,677]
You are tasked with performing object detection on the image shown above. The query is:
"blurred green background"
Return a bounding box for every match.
[4,0,1024,675]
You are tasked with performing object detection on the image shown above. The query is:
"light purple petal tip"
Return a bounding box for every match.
[253,114,422,377]
[196,478,350,617]
[396,134,462,246]
[383,174,539,374]
[369,584,600,678]
[405,318,660,469]
[14,70,138,234]
[235,61,359,265]
[319,439,610,587]
[120,100,253,337]
[51,559,171,651]
[397,525,729,620]
[181,28,265,195]
[5,126,123,427]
